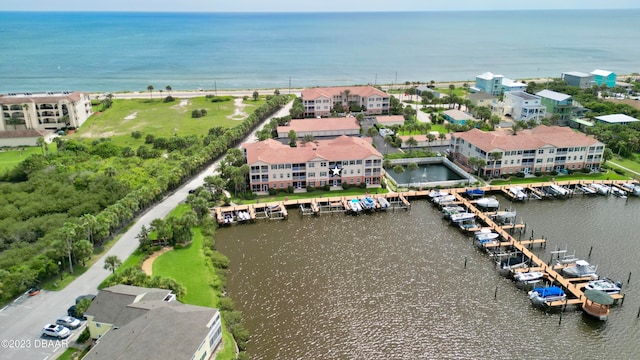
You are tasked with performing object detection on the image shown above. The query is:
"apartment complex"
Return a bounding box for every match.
[277,117,360,138]
[301,86,389,118]
[503,91,546,122]
[0,91,92,132]
[472,72,526,96]
[242,135,383,194]
[451,126,605,177]
[536,89,573,126]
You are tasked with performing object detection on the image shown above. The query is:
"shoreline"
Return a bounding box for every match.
[87,74,638,99]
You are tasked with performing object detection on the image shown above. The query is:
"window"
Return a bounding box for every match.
[536,159,542,163]
[271,165,277,170]
[538,149,544,154]
[349,160,355,165]
[308,172,315,177]
[549,149,555,154]
[320,172,327,177]
[308,163,315,168]
[280,174,283,178]
[285,164,291,169]
[278,164,285,169]
[320,162,327,167]
[356,160,362,165]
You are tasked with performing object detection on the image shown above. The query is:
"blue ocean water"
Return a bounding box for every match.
[0,10,639,93]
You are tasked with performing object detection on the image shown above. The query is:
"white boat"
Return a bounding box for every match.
[621,183,640,196]
[508,186,528,201]
[223,212,234,224]
[514,271,545,283]
[578,185,597,195]
[450,212,475,223]
[475,228,500,241]
[590,183,610,195]
[492,210,517,224]
[376,197,390,210]
[528,286,566,306]
[236,210,251,221]
[496,254,528,276]
[584,278,622,294]
[433,194,456,205]
[474,197,499,210]
[428,190,449,200]
[349,199,362,213]
[361,197,376,210]
[548,184,570,196]
[561,260,598,279]
[610,186,627,198]
[442,206,465,219]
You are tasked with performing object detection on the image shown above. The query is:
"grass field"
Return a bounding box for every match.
[71,96,265,147]
[0,147,42,172]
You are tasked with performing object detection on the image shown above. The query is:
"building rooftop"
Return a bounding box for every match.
[595,114,640,124]
[536,89,572,102]
[0,91,85,104]
[375,115,405,124]
[466,92,496,101]
[591,69,614,77]
[277,117,359,134]
[501,78,526,88]
[507,91,540,101]
[562,71,591,78]
[85,285,174,326]
[443,109,472,121]
[301,86,388,100]
[242,135,381,164]
[0,129,52,139]
[454,125,601,152]
[476,72,503,80]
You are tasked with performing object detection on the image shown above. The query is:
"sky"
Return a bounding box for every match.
[1,0,639,12]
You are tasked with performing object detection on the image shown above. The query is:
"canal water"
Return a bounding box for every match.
[387,163,465,184]
[216,195,640,359]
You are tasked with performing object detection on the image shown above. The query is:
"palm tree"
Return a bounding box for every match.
[81,213,98,245]
[36,136,45,155]
[407,162,418,186]
[392,165,405,175]
[488,151,503,168]
[165,85,172,95]
[426,133,436,152]
[342,89,351,112]
[103,255,122,274]
[147,85,154,99]
[405,137,418,154]
[7,112,23,130]
[22,103,31,129]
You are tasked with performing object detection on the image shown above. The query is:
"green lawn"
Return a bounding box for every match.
[608,156,640,179]
[0,147,41,172]
[71,96,265,147]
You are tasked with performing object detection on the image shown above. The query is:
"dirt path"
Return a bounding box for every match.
[226,98,249,120]
[141,247,172,275]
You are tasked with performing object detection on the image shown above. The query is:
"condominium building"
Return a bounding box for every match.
[0,91,92,132]
[242,135,383,194]
[451,125,605,177]
[536,89,573,126]
[472,72,526,96]
[503,91,546,122]
[561,71,594,89]
[276,117,360,138]
[301,86,389,118]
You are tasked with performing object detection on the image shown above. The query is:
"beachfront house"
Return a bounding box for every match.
[301,86,389,118]
[277,117,360,138]
[503,91,546,123]
[466,92,497,108]
[561,71,594,89]
[594,114,640,126]
[536,89,574,126]
[472,72,526,96]
[443,109,474,125]
[83,285,222,360]
[591,69,617,88]
[0,91,92,132]
[450,125,605,177]
[242,135,383,194]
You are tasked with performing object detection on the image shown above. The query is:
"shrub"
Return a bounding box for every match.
[163,95,175,103]
[342,182,350,190]
[191,109,203,118]
[218,297,235,312]
[131,131,142,139]
[268,188,277,195]
[534,172,543,177]
[515,172,525,178]
[306,186,315,192]
[287,185,294,194]
[76,327,90,344]
[323,184,331,191]
[550,170,559,175]
[209,95,233,102]
[359,182,367,189]
[145,134,155,144]
[582,167,591,173]
[614,168,626,175]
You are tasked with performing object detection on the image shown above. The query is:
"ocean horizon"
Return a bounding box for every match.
[1,9,639,93]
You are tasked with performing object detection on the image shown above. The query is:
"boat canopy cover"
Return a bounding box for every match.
[533,286,565,297]
[466,188,485,195]
[584,289,614,305]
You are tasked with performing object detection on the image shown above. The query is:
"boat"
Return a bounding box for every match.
[376,197,390,210]
[508,186,528,201]
[528,286,566,306]
[621,182,640,196]
[349,199,362,213]
[474,197,499,210]
[475,228,500,241]
[361,197,376,210]
[442,206,465,219]
[548,184,570,197]
[433,194,456,205]
[223,212,234,224]
[491,210,517,224]
[514,271,545,283]
[584,278,622,295]
[496,254,528,276]
[582,289,614,321]
[578,185,597,195]
[450,212,475,223]
[610,186,627,198]
[236,210,251,221]
[561,260,598,279]
[590,183,610,195]
[465,188,485,198]
[428,190,449,200]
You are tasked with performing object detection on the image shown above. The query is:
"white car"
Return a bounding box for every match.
[56,316,82,329]
[42,324,71,339]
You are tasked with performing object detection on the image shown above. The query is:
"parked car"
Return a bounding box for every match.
[75,294,96,304]
[42,324,71,339]
[56,316,81,329]
[67,305,87,321]
[28,286,40,297]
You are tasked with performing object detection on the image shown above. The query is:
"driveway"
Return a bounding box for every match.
[0,99,293,360]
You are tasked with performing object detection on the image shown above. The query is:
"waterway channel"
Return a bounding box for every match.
[217,194,640,359]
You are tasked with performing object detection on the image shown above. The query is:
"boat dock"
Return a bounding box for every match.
[449,188,624,309]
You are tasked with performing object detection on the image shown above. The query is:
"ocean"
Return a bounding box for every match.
[1,10,639,93]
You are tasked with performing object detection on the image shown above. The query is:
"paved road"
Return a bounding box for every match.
[93,89,302,100]
[0,100,293,360]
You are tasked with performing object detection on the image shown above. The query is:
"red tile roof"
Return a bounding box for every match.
[0,92,86,105]
[0,129,53,138]
[375,115,405,124]
[454,125,601,152]
[301,86,388,100]
[242,135,382,164]
[277,117,359,133]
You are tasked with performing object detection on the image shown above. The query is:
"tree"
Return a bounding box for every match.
[274,89,280,95]
[22,103,31,129]
[366,126,378,138]
[468,156,486,177]
[60,222,78,273]
[426,133,437,152]
[81,214,97,244]
[407,162,418,185]
[7,112,23,130]
[602,147,613,164]
[342,89,351,111]
[511,121,523,135]
[392,164,405,175]
[165,85,172,95]
[103,255,122,274]
[252,90,259,101]
[288,130,297,147]
[73,240,93,267]
[449,84,455,96]
[383,159,392,169]
[36,136,46,155]
[489,115,501,130]
[438,132,447,141]
[405,137,418,153]
[147,85,154,99]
